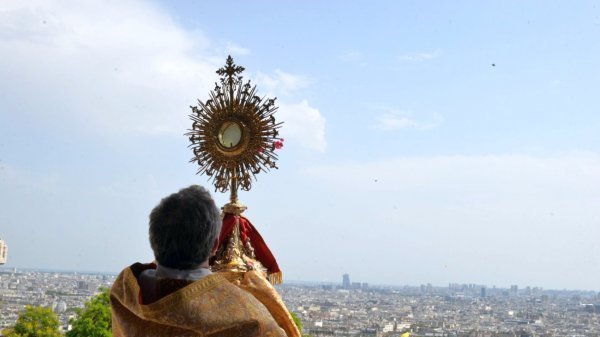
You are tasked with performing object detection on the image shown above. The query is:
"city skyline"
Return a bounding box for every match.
[0,266,591,293]
[1,1,600,290]
[3,268,599,335]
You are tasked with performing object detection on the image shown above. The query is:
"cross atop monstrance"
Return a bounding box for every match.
[186,56,284,283]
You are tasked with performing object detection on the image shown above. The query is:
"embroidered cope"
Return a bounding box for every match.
[110,264,300,337]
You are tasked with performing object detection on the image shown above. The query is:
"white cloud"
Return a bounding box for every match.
[0,0,327,151]
[398,50,441,62]
[305,153,600,195]
[373,109,442,131]
[339,50,365,63]
[255,69,311,94]
[375,114,419,130]
[301,152,600,288]
[223,42,251,56]
[0,1,230,136]
[254,70,327,152]
[304,152,600,226]
[278,100,327,152]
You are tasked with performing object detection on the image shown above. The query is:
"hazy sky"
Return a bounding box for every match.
[1,1,600,290]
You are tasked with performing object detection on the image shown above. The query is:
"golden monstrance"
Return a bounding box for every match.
[187,56,284,284]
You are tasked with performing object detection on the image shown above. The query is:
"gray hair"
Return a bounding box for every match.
[149,185,221,269]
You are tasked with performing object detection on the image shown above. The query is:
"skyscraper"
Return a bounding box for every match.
[0,238,7,265]
[342,273,350,289]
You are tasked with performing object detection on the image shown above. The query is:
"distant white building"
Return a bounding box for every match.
[0,238,7,265]
[382,323,394,333]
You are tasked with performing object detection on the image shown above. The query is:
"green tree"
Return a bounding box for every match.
[4,305,61,337]
[66,288,112,337]
[289,311,313,337]
[289,311,302,331]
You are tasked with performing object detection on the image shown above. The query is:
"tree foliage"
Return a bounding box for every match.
[289,311,313,337]
[66,288,112,337]
[4,305,61,337]
[289,311,302,331]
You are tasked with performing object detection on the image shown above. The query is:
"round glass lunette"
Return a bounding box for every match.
[218,122,243,149]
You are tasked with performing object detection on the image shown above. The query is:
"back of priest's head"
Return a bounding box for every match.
[148,185,221,270]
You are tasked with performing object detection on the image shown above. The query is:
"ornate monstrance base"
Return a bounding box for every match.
[211,202,281,284]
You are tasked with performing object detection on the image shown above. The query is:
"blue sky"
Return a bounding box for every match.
[1,1,600,290]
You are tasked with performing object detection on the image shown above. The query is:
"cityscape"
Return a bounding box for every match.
[1,265,600,337]
[0,267,115,333]
[281,275,600,337]
[2,1,600,336]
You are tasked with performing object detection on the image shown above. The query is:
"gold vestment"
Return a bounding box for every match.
[110,265,300,337]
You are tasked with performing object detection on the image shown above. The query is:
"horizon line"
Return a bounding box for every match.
[1,266,598,293]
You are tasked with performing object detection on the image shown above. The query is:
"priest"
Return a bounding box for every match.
[110,185,300,337]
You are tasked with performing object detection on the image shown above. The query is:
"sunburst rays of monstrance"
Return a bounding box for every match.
[187,56,284,284]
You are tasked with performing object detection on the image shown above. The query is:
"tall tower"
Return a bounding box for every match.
[342,273,350,289]
[0,238,7,265]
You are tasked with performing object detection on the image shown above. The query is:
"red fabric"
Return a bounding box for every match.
[215,213,281,275]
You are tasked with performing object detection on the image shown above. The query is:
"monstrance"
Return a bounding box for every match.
[187,56,284,284]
